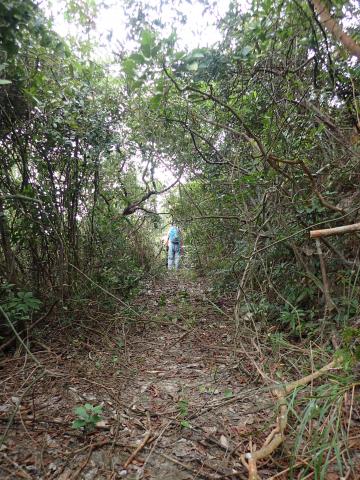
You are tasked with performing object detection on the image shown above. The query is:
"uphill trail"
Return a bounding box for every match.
[1,272,270,480]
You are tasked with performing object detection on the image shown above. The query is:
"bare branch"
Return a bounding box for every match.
[310,221,360,238]
[122,171,183,216]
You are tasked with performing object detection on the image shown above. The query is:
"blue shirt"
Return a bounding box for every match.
[168,226,180,243]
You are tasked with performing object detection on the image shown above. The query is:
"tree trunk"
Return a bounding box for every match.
[0,198,17,284]
[311,0,360,60]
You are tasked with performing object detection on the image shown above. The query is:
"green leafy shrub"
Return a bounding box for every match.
[280,306,306,335]
[5,290,42,316]
[72,403,103,432]
[0,282,42,339]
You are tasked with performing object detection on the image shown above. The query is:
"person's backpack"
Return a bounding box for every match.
[169,226,180,244]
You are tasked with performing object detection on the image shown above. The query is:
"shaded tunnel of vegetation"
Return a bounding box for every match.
[0,0,360,478]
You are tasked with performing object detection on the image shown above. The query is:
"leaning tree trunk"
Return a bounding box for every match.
[311,0,360,60]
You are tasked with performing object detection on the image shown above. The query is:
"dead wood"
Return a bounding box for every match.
[123,430,152,468]
[240,359,338,480]
[310,222,360,238]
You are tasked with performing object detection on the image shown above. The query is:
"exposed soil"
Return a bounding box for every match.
[1,272,359,479]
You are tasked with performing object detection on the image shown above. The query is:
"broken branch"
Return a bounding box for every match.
[310,222,360,238]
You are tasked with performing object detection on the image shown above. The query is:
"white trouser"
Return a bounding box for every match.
[168,241,180,270]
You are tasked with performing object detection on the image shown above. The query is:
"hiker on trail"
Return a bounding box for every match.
[167,224,181,270]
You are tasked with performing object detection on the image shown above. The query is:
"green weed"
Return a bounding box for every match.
[287,375,354,479]
[72,403,103,432]
[158,293,166,306]
[184,314,197,329]
[279,307,305,335]
[224,388,234,398]
[178,399,190,428]
[0,283,42,338]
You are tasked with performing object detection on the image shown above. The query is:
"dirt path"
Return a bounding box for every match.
[1,273,269,480]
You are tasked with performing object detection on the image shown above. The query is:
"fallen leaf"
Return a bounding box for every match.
[220,434,229,449]
[202,426,217,436]
[96,420,109,428]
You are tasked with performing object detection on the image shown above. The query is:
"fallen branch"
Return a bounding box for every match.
[240,359,338,480]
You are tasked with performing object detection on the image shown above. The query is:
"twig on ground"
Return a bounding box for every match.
[159,452,224,479]
[0,371,45,448]
[124,430,152,468]
[0,452,32,479]
[167,329,192,348]
[72,441,95,480]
